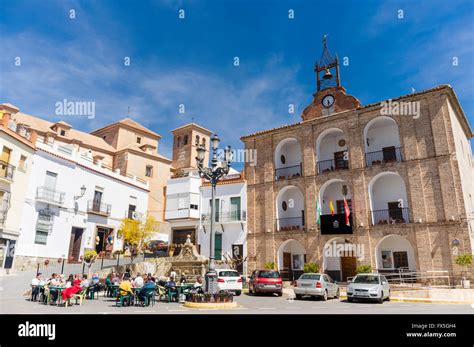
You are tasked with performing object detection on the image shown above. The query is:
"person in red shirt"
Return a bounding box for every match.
[62,278,81,301]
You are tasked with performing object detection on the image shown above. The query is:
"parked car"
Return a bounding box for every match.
[346,273,390,303]
[144,240,168,257]
[216,269,242,295]
[293,273,339,301]
[248,270,283,296]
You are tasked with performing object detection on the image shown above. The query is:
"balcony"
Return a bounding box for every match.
[275,216,305,232]
[0,161,15,183]
[365,146,403,167]
[201,210,247,223]
[87,200,112,216]
[320,214,353,234]
[317,158,349,174]
[36,186,65,205]
[371,207,410,225]
[275,164,302,181]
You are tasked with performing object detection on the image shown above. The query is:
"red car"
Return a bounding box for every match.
[248,270,283,296]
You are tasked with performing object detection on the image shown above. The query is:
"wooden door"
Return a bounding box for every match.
[334,151,347,170]
[68,228,83,262]
[340,256,357,281]
[393,251,408,269]
[282,252,291,280]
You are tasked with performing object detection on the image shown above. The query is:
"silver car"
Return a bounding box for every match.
[293,273,340,301]
[346,273,390,303]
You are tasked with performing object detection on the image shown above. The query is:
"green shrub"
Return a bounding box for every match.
[264,262,275,270]
[356,265,372,274]
[303,263,319,273]
[455,254,472,266]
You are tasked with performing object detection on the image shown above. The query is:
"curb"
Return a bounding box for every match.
[183,301,238,309]
[339,295,473,305]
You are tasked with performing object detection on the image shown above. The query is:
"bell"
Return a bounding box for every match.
[323,69,332,80]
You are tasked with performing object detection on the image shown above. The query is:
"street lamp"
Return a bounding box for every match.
[74,185,87,200]
[196,133,232,294]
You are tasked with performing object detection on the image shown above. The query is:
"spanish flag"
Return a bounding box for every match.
[344,197,351,226]
[329,199,335,216]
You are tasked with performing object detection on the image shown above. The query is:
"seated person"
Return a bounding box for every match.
[62,278,82,302]
[118,274,134,306]
[133,274,144,288]
[137,277,156,304]
[31,273,45,301]
[80,274,90,289]
[46,273,61,302]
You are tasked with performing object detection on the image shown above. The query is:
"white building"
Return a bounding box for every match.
[0,107,36,271]
[163,168,201,248]
[198,168,248,274]
[14,138,149,270]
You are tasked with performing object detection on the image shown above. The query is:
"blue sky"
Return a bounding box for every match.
[1,0,473,167]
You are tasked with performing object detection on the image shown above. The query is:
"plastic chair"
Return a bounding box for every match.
[116,293,134,307]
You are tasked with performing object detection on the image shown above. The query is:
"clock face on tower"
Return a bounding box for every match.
[321,95,334,108]
[322,94,335,108]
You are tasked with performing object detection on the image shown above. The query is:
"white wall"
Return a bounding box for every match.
[16,146,148,260]
[275,138,301,169]
[198,180,247,272]
[370,173,408,211]
[165,172,201,220]
[317,130,347,162]
[364,117,401,153]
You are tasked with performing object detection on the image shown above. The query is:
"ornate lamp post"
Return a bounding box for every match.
[196,134,232,294]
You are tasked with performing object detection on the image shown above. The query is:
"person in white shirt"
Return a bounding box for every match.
[80,274,90,289]
[133,274,144,288]
[31,273,44,301]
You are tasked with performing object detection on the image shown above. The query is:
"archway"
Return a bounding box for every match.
[364,116,402,166]
[375,234,416,271]
[323,237,358,282]
[277,239,306,281]
[275,185,305,231]
[274,138,302,179]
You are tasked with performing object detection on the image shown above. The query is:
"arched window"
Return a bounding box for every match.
[184,134,188,145]
[176,136,181,147]
[202,138,206,147]
[195,135,200,145]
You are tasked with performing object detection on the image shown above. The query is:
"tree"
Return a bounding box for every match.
[119,215,159,257]
[356,265,372,274]
[303,263,319,273]
[81,249,98,278]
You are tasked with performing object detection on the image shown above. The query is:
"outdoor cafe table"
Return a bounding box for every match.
[167,284,194,302]
[47,286,66,306]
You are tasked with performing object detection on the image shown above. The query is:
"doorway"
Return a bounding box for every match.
[340,256,357,281]
[68,228,83,262]
[95,227,113,254]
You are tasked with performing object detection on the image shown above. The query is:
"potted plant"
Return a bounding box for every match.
[455,254,472,289]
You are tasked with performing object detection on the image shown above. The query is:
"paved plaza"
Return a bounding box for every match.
[1,271,473,315]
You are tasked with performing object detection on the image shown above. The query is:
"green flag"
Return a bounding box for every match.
[316,198,321,225]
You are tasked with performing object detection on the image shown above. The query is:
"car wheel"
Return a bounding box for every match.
[378,297,384,304]
[295,294,303,300]
[235,291,241,296]
[321,290,328,301]
[277,291,283,297]
[335,288,340,299]
[386,291,390,301]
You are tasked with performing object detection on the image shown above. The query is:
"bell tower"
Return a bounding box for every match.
[315,35,341,92]
[171,123,212,171]
[302,35,361,121]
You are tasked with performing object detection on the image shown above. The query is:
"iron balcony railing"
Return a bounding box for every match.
[275,163,302,181]
[371,207,410,225]
[317,158,349,174]
[275,216,305,232]
[87,200,112,216]
[0,160,15,182]
[201,210,247,223]
[36,186,65,205]
[365,147,403,167]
